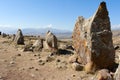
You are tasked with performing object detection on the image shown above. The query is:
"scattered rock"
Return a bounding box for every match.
[35,68,39,71]
[33,54,37,57]
[56,59,61,62]
[71,62,83,71]
[3,60,7,62]
[17,53,21,56]
[56,61,68,69]
[37,54,41,56]
[23,44,33,52]
[10,61,15,64]
[29,67,34,69]
[46,56,55,62]
[72,74,76,77]
[30,73,35,78]
[33,38,43,51]
[72,1,115,73]
[93,69,113,80]
[38,60,45,65]
[114,45,119,50]
[69,55,77,63]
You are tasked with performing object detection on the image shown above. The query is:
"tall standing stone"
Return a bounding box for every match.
[72,2,115,73]
[45,31,58,52]
[14,29,24,45]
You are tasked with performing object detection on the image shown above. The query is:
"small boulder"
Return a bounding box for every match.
[93,69,113,80]
[23,44,33,52]
[114,45,119,50]
[71,62,83,71]
[33,37,43,51]
[69,55,77,63]
[46,56,55,62]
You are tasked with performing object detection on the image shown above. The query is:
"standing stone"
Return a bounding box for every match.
[14,29,24,45]
[11,34,15,41]
[72,2,115,73]
[0,32,1,35]
[45,31,58,52]
[2,33,7,38]
[33,36,43,51]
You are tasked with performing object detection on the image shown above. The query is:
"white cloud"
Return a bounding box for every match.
[112,24,120,30]
[47,24,53,28]
[0,24,12,28]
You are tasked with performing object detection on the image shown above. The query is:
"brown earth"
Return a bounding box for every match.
[0,36,93,80]
[0,32,120,80]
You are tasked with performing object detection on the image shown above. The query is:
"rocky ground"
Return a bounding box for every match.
[0,32,120,80]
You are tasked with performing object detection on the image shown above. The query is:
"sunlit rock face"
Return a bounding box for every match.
[72,2,115,72]
[14,29,24,45]
[45,31,58,52]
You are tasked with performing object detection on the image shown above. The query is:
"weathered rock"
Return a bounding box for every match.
[69,55,77,63]
[72,2,115,73]
[114,66,119,80]
[45,56,55,62]
[33,37,43,51]
[114,61,120,80]
[71,62,83,71]
[14,29,24,45]
[60,44,74,51]
[11,34,15,41]
[114,45,119,50]
[56,61,68,69]
[92,69,113,80]
[45,31,58,52]
[23,44,33,52]
[2,33,7,38]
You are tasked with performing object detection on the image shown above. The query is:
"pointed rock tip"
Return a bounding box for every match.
[98,1,107,11]
[95,1,108,19]
[100,1,106,8]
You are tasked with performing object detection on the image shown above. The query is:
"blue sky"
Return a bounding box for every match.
[0,0,119,31]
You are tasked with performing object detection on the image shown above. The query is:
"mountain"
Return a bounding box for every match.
[0,27,72,38]
[22,27,71,35]
[21,28,72,38]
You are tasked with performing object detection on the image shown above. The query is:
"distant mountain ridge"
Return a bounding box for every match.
[0,27,72,38]
[22,27,72,35]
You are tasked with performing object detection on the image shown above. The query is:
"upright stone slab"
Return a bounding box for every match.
[72,2,115,72]
[33,36,43,51]
[46,31,58,52]
[14,29,24,45]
